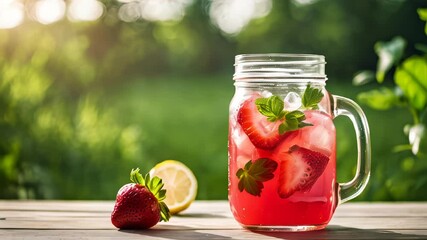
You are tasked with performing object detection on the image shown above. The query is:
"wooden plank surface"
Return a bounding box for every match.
[0,200,426,239]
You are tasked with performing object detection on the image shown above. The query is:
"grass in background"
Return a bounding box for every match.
[107,76,424,200]
[108,75,232,199]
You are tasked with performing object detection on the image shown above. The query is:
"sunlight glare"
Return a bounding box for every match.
[118,2,141,22]
[117,0,193,22]
[291,0,319,7]
[139,0,192,22]
[0,0,24,29]
[209,0,272,35]
[68,0,104,22]
[34,0,66,25]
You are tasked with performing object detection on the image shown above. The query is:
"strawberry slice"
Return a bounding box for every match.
[277,145,329,198]
[237,95,283,149]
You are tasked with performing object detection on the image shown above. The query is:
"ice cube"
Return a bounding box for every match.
[284,92,302,111]
[300,111,335,157]
[232,125,255,162]
[306,125,333,157]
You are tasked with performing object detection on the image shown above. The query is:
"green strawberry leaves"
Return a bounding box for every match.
[237,158,278,196]
[130,168,171,222]
[159,202,170,222]
[130,168,145,185]
[144,173,167,202]
[255,84,323,135]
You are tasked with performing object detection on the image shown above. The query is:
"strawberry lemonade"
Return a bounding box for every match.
[228,84,337,230]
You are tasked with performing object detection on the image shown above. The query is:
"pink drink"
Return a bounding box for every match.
[228,94,337,229]
[229,54,371,232]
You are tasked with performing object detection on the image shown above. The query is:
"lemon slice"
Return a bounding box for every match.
[149,160,197,215]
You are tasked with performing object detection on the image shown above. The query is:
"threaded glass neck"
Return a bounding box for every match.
[233,54,327,83]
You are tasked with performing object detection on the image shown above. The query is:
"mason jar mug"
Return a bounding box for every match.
[228,54,371,231]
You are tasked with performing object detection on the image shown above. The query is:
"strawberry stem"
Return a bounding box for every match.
[129,168,171,222]
[130,168,145,186]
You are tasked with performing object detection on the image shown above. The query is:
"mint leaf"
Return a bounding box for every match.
[236,158,278,196]
[279,110,313,134]
[302,84,324,110]
[255,96,286,122]
[255,95,312,135]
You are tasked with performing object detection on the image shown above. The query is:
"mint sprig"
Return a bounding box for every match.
[236,158,278,196]
[279,110,313,134]
[130,168,171,222]
[255,96,312,134]
[302,84,324,110]
[255,96,286,121]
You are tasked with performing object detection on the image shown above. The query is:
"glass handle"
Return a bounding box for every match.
[332,95,371,204]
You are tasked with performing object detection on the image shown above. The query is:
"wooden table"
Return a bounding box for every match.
[0,200,426,239]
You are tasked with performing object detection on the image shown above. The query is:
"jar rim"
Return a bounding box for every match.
[235,53,326,63]
[234,53,327,81]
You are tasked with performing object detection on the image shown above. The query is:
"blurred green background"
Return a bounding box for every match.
[1,0,426,201]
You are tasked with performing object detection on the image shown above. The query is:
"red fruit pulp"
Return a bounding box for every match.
[277,145,330,199]
[229,107,337,228]
[237,95,284,149]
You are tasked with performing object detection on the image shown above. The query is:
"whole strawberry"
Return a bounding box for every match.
[111,168,170,229]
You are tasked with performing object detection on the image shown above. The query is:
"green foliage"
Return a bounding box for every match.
[0,0,426,201]
[353,8,427,200]
[374,36,407,83]
[418,8,427,34]
[357,87,401,110]
[395,56,427,111]
[353,71,376,86]
[0,27,143,199]
[355,8,427,157]
[100,74,231,200]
